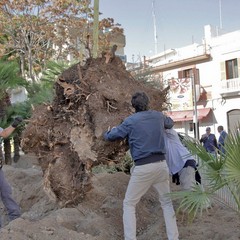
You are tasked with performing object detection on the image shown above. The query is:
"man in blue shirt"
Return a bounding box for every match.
[217,125,228,154]
[200,127,217,154]
[104,92,179,240]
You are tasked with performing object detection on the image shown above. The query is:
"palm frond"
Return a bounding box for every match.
[179,133,228,191]
[170,184,212,222]
[181,134,212,163]
[173,132,240,219]
[224,132,240,187]
[27,83,54,105]
[0,101,31,128]
[0,61,26,89]
[40,60,76,83]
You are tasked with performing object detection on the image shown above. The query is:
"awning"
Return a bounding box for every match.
[168,108,211,122]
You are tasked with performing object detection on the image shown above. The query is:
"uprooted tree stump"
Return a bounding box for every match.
[21,56,169,207]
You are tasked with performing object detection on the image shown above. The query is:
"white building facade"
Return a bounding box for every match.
[146,25,240,139]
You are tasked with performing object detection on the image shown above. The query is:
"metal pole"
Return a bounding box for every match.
[192,73,199,140]
[152,0,158,54]
[93,0,99,58]
[219,0,223,29]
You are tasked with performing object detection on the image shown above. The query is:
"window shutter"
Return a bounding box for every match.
[178,70,183,79]
[220,62,226,80]
[237,58,240,78]
[192,68,200,85]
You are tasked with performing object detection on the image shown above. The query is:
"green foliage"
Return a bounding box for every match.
[0,60,26,99]
[119,151,133,173]
[0,61,25,86]
[0,60,73,132]
[3,102,31,123]
[134,69,165,90]
[91,164,119,174]
[0,59,28,135]
[170,184,212,222]
[40,60,75,84]
[172,132,240,221]
[225,132,240,186]
[92,151,133,174]
[26,82,54,105]
[0,101,30,137]
[26,60,75,105]
[223,132,240,208]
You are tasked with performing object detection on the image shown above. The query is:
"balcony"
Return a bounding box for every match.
[149,53,211,72]
[219,78,240,97]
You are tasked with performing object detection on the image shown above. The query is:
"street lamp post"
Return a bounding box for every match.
[192,73,199,140]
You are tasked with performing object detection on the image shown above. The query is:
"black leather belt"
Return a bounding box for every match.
[135,153,165,166]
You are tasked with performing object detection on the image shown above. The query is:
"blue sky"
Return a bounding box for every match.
[99,0,240,62]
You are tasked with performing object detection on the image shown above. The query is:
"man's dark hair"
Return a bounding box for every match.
[131,92,149,112]
[218,125,224,131]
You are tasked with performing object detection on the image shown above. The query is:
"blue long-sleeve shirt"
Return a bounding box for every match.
[104,110,174,161]
[200,133,217,153]
[218,130,228,153]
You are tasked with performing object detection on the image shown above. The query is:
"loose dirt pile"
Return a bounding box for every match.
[0,154,239,240]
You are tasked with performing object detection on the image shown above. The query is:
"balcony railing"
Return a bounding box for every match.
[220,78,240,95]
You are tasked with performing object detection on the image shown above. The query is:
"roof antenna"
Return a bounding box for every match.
[152,0,158,55]
[219,0,223,29]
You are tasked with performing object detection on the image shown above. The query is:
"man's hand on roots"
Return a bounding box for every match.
[11,116,23,128]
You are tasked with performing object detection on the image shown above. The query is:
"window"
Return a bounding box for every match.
[226,59,238,79]
[182,69,192,78]
[178,69,192,78]
[178,68,200,84]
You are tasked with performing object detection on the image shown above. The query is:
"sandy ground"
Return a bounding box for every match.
[0,153,239,240]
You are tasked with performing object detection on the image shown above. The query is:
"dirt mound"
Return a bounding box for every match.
[1,155,240,240]
[21,56,168,206]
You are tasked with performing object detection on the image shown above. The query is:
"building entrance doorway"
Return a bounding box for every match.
[227,109,240,134]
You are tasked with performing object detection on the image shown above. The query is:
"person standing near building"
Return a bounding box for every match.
[104,92,179,240]
[164,128,198,191]
[200,127,217,154]
[217,125,228,154]
[0,117,22,227]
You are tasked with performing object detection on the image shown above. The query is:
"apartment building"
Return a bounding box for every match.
[140,25,240,139]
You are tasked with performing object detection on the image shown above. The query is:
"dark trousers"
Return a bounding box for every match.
[0,169,21,227]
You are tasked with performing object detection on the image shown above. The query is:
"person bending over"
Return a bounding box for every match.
[164,128,199,191]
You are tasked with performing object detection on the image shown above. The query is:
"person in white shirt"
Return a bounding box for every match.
[164,128,198,190]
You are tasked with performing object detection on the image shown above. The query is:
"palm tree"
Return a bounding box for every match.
[1,102,32,162]
[0,60,26,164]
[0,94,11,164]
[0,50,75,163]
[25,60,73,105]
[170,132,240,221]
